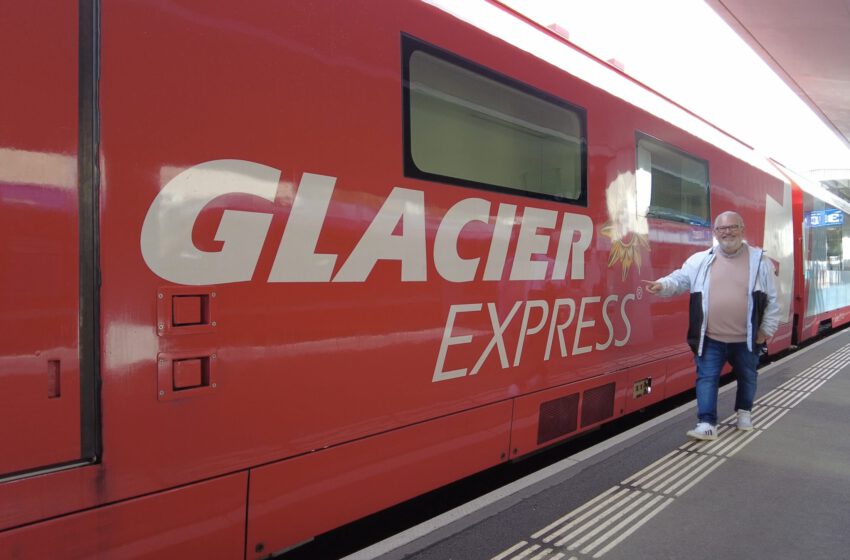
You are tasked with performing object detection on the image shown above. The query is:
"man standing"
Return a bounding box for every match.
[645,211,780,440]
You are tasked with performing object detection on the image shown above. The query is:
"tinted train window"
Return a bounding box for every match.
[403,35,587,205]
[636,134,710,226]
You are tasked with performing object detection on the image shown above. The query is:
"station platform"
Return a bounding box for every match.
[346,328,850,560]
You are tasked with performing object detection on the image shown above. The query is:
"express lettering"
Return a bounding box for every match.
[433,294,636,382]
[140,160,593,285]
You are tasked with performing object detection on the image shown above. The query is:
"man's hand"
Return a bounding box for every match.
[756,331,768,344]
[642,280,663,294]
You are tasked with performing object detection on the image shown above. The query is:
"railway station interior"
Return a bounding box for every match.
[343,6,850,559]
[342,2,850,559]
[2,1,850,559]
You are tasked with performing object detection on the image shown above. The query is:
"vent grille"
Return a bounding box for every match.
[537,393,579,445]
[581,382,615,427]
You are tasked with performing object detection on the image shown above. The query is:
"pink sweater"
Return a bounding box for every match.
[706,248,750,342]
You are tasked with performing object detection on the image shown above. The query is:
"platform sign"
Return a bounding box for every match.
[824,208,844,226]
[805,209,844,228]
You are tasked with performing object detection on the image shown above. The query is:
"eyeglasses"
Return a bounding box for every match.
[714,225,742,233]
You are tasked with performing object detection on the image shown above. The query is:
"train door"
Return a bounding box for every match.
[0,1,98,479]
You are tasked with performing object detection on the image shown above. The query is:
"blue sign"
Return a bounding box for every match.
[806,209,844,228]
[825,208,844,226]
[806,210,823,227]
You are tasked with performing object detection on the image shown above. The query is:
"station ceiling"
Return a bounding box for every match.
[706,0,850,194]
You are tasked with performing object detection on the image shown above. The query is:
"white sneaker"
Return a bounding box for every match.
[686,422,718,440]
[737,410,753,431]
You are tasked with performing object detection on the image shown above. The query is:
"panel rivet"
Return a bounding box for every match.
[159,390,165,397]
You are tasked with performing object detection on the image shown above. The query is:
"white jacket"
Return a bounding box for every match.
[655,243,780,355]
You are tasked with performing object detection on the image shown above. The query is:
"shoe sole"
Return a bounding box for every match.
[737,425,753,431]
[686,432,718,441]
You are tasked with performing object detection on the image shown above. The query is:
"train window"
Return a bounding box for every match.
[403,35,587,205]
[636,134,710,226]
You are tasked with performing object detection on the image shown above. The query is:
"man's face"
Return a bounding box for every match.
[714,216,744,253]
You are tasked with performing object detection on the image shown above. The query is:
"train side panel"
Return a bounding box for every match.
[1,0,802,556]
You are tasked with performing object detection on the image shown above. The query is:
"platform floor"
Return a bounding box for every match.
[348,328,850,560]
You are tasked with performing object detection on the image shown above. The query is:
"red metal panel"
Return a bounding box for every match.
[93,0,793,511]
[0,0,80,475]
[1,466,103,531]
[832,307,850,328]
[94,0,672,494]
[0,1,807,552]
[246,401,512,558]
[0,472,247,560]
[665,351,696,397]
[767,322,793,354]
[791,182,808,343]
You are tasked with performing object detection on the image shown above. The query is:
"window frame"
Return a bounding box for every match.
[635,131,711,227]
[402,34,588,206]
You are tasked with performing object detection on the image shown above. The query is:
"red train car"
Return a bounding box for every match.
[776,165,850,344]
[1,1,847,558]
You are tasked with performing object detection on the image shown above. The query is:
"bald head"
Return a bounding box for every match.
[714,211,745,255]
[714,211,744,229]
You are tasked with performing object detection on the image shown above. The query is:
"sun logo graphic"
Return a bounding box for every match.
[601,171,650,281]
[602,225,650,280]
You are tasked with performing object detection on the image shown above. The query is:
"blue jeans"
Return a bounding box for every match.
[694,337,759,425]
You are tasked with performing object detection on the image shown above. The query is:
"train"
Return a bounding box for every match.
[3,1,850,558]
